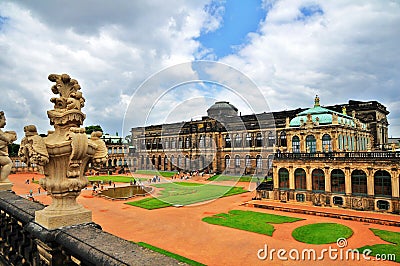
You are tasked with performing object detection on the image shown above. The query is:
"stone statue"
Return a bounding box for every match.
[0,111,17,190]
[19,125,49,167]
[19,74,108,229]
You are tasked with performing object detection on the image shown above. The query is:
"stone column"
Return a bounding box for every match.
[367,168,374,196]
[273,165,278,189]
[300,135,306,153]
[391,169,399,198]
[324,167,331,192]
[306,166,312,191]
[345,167,351,195]
[289,165,295,190]
[286,132,292,153]
[316,133,322,152]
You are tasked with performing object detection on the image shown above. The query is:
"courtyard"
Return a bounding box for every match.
[9,173,400,265]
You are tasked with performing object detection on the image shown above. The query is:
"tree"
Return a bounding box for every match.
[8,143,20,157]
[85,125,103,135]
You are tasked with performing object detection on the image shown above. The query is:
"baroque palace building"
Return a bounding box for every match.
[129,96,399,213]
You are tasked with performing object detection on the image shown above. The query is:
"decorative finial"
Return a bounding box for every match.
[314,95,320,107]
[342,106,347,115]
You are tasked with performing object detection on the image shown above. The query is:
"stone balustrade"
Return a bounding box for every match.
[0,191,181,266]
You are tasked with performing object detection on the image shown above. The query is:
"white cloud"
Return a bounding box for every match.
[0,1,218,139]
[1,0,399,140]
[220,0,400,136]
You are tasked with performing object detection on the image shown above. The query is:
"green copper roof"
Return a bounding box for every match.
[289,97,358,127]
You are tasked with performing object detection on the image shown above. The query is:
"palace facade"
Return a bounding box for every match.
[261,97,399,214]
[129,96,399,214]
[130,97,389,174]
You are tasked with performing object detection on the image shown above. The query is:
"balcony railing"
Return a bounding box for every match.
[274,151,400,160]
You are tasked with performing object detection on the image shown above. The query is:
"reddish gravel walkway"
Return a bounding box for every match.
[8,173,400,266]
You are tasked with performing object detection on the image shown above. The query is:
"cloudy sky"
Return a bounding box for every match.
[1,0,399,141]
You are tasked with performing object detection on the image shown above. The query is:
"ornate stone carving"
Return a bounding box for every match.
[0,111,17,190]
[19,74,107,229]
[280,191,287,202]
[312,193,321,206]
[352,198,364,209]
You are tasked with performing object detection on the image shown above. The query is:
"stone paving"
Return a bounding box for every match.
[9,173,400,266]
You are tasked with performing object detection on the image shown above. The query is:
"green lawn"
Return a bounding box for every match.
[207,175,262,182]
[136,242,205,266]
[202,210,303,236]
[292,223,353,244]
[88,175,147,183]
[356,228,400,263]
[126,182,248,209]
[134,170,177,177]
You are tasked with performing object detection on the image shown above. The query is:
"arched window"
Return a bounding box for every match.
[152,139,157,149]
[295,168,306,190]
[235,155,240,167]
[280,132,287,147]
[157,138,162,149]
[157,155,162,167]
[208,135,213,148]
[170,155,175,169]
[140,156,144,166]
[351,170,367,195]
[267,132,275,147]
[322,134,332,152]
[108,147,112,154]
[331,169,345,193]
[225,155,231,168]
[178,138,183,149]
[245,155,251,167]
[177,155,181,168]
[245,134,252,147]
[140,139,146,150]
[171,139,176,149]
[338,134,343,150]
[292,136,300,153]
[185,137,191,149]
[306,135,316,153]
[256,133,263,147]
[164,139,169,149]
[312,169,325,192]
[234,134,242,148]
[225,135,231,148]
[185,156,190,170]
[146,140,151,150]
[279,168,289,189]
[267,155,274,169]
[199,135,205,148]
[256,155,262,169]
[374,171,392,197]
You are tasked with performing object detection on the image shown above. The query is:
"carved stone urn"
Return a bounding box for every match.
[19,74,107,229]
